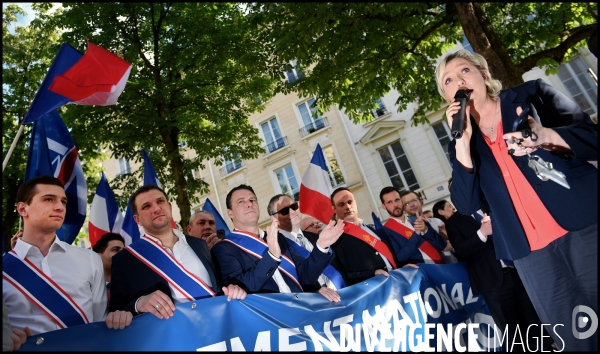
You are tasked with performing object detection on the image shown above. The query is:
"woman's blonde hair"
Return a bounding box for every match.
[435,49,502,101]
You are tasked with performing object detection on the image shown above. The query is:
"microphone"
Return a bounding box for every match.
[450,87,473,139]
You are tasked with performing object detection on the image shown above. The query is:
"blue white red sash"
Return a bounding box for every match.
[284,238,346,289]
[126,236,216,301]
[2,250,89,329]
[224,230,303,290]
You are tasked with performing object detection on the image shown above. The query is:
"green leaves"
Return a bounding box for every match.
[251,2,595,126]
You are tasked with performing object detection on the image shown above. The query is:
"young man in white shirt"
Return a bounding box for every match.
[3,176,107,336]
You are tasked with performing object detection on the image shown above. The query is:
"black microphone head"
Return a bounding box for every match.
[454,88,472,100]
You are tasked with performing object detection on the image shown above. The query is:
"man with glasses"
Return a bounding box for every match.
[267,194,345,300]
[301,216,324,234]
[379,187,447,266]
[211,185,344,295]
[400,190,455,263]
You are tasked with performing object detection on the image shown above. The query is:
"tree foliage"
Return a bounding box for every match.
[41,3,280,224]
[2,4,68,249]
[250,3,597,125]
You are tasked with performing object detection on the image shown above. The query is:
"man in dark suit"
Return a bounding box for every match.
[433,199,551,351]
[106,184,246,330]
[328,187,395,286]
[267,193,345,301]
[379,187,447,266]
[211,185,343,294]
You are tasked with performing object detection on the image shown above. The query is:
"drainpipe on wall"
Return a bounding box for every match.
[335,106,382,220]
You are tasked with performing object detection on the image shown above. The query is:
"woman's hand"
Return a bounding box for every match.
[446,99,474,170]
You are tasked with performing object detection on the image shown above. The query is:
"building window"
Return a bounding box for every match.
[432,121,452,163]
[286,59,304,83]
[117,157,131,175]
[298,98,328,137]
[377,141,420,192]
[370,98,388,118]
[274,165,300,201]
[220,154,244,177]
[261,117,287,154]
[557,56,597,117]
[321,145,345,187]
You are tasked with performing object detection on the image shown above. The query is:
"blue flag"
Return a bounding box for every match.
[22,44,83,124]
[372,212,384,231]
[202,198,230,236]
[142,149,161,187]
[24,110,87,244]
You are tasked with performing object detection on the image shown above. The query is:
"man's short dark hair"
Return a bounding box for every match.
[267,194,292,215]
[400,190,419,200]
[226,184,256,210]
[16,176,64,205]
[130,184,168,215]
[432,200,450,222]
[379,186,401,204]
[92,232,125,253]
[330,187,351,206]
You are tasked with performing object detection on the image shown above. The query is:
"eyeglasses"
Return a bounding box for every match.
[304,222,324,231]
[404,198,420,207]
[272,202,299,216]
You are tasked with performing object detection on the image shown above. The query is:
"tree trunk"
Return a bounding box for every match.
[454,2,525,89]
[158,125,191,228]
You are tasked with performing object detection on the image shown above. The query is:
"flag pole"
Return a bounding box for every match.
[2,124,25,172]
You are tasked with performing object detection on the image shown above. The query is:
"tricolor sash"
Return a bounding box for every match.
[285,238,346,289]
[127,236,216,301]
[384,218,443,264]
[343,223,397,269]
[2,250,89,329]
[224,230,303,290]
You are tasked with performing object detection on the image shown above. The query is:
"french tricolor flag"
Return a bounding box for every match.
[88,172,124,247]
[299,144,335,224]
[23,40,131,125]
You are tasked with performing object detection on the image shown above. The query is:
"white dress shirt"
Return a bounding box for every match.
[280,229,336,290]
[143,229,213,304]
[259,230,292,293]
[3,236,107,335]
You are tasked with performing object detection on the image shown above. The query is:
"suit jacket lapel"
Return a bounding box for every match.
[187,238,220,293]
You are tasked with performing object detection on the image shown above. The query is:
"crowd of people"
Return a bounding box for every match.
[3,48,597,352]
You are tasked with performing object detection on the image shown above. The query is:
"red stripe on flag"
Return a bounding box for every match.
[48,41,131,101]
[88,222,107,248]
[299,186,334,224]
[57,148,78,185]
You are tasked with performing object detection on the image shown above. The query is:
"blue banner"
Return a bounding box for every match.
[20,263,503,351]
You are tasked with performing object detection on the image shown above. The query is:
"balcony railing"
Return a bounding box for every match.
[262,136,288,155]
[299,117,329,138]
[220,161,244,177]
[371,105,388,118]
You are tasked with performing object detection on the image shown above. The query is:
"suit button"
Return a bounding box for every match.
[375,252,379,255]
[519,161,525,167]
[536,184,542,190]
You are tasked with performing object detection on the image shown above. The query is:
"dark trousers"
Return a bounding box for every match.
[514,223,598,352]
[482,267,553,352]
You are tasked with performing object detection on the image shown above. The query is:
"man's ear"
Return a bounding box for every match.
[133,214,140,225]
[226,209,234,220]
[16,202,27,217]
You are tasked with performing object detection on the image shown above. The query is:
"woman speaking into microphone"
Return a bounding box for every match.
[435,49,597,351]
